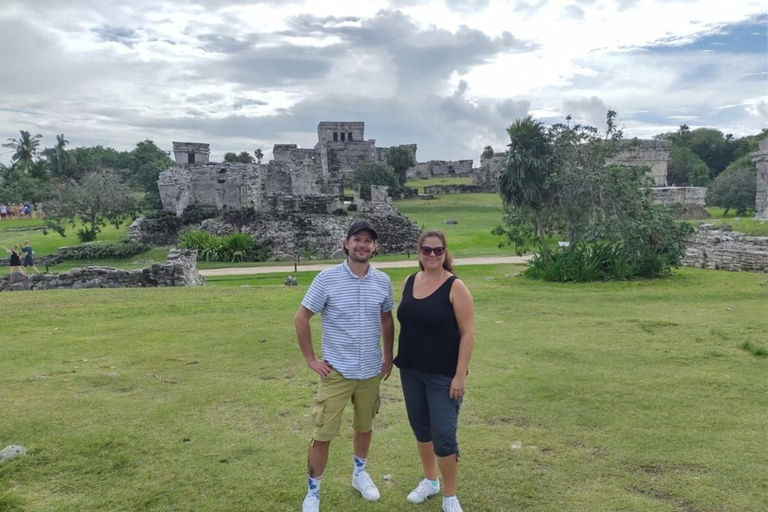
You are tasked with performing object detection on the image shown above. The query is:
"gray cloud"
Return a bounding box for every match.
[496,99,531,121]
[562,96,611,129]
[563,5,586,20]
[443,0,491,14]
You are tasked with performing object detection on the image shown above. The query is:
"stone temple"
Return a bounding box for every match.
[159,122,417,214]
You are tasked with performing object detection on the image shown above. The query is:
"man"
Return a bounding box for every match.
[294,220,395,512]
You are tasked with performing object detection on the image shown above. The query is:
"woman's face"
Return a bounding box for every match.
[419,236,446,270]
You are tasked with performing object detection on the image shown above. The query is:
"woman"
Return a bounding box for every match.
[2,245,27,275]
[394,230,475,512]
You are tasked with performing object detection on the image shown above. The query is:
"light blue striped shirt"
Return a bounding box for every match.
[301,260,394,380]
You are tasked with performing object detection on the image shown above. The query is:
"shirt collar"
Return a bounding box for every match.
[342,259,372,280]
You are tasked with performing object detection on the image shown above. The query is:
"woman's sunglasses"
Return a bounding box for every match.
[420,246,445,256]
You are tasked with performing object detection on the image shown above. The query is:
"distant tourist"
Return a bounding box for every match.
[21,240,40,274]
[294,220,395,512]
[394,230,475,512]
[2,245,26,275]
[0,204,6,220]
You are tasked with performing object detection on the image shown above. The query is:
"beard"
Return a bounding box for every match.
[348,249,373,263]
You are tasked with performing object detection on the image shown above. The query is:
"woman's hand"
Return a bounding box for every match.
[449,375,466,401]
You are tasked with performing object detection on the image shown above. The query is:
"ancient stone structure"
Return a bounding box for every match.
[472,152,505,188]
[651,187,706,206]
[173,142,210,165]
[607,139,671,186]
[159,122,418,214]
[424,184,495,195]
[409,160,474,179]
[683,224,768,272]
[750,138,768,221]
[0,249,205,292]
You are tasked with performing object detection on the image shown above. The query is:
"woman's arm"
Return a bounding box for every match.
[449,279,475,400]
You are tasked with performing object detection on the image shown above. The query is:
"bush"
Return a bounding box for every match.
[706,156,756,216]
[180,205,219,225]
[76,227,98,243]
[142,210,182,234]
[177,230,272,262]
[524,242,673,282]
[62,241,151,260]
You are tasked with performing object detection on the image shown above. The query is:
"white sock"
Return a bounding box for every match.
[307,474,322,497]
[353,455,367,476]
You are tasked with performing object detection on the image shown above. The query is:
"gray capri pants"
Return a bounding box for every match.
[400,368,462,457]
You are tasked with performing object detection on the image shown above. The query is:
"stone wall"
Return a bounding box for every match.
[682,224,768,272]
[472,152,505,187]
[608,139,671,186]
[652,187,707,206]
[409,159,474,179]
[750,138,768,220]
[423,184,496,195]
[0,249,205,292]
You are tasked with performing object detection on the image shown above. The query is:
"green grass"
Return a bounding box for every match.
[0,219,132,257]
[1,266,766,511]
[702,208,768,236]
[394,193,509,257]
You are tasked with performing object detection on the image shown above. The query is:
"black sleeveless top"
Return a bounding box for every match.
[9,251,21,266]
[394,274,461,377]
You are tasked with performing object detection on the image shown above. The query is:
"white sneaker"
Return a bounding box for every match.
[352,471,381,501]
[302,493,319,512]
[407,478,440,504]
[442,497,464,512]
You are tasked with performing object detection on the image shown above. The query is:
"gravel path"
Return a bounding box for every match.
[199,255,532,276]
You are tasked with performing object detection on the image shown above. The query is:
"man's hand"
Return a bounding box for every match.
[381,355,393,381]
[308,358,333,378]
[449,375,466,401]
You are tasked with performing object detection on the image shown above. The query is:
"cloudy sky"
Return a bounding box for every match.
[0,0,766,164]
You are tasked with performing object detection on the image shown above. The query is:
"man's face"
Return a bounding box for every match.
[344,231,377,263]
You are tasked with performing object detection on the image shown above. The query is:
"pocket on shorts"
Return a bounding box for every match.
[313,397,327,427]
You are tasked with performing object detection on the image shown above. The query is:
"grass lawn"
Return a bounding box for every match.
[1,265,766,512]
[698,208,768,237]
[394,193,509,257]
[0,219,132,257]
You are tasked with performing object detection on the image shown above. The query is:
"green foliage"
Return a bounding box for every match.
[142,210,183,235]
[128,140,173,208]
[0,169,50,203]
[62,241,151,260]
[180,204,219,225]
[75,226,98,243]
[2,130,42,170]
[177,230,271,262]
[386,146,416,186]
[482,145,495,159]
[656,125,744,179]
[667,146,710,186]
[254,148,264,164]
[706,156,756,216]
[350,160,400,196]
[224,152,255,163]
[70,145,132,179]
[44,170,139,240]
[740,341,768,357]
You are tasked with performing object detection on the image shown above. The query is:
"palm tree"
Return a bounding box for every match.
[53,134,69,176]
[254,148,264,164]
[2,130,42,170]
[498,116,556,261]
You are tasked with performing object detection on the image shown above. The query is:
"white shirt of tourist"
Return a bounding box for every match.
[301,260,394,380]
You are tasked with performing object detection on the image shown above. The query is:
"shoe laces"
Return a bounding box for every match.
[355,471,376,490]
[415,479,436,496]
[443,499,463,512]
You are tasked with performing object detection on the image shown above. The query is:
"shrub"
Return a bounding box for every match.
[177,230,224,262]
[76,227,98,243]
[177,230,272,262]
[62,241,151,260]
[222,233,254,262]
[706,156,757,217]
[180,205,219,225]
[142,210,182,234]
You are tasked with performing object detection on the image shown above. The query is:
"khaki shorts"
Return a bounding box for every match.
[312,369,381,442]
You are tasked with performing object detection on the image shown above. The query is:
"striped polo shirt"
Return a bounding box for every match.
[302,260,394,380]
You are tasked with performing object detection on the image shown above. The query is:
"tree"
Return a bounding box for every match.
[127,140,173,208]
[70,146,132,178]
[706,156,756,217]
[386,146,415,186]
[482,145,495,159]
[666,146,710,186]
[3,130,42,170]
[223,152,254,163]
[349,161,400,197]
[44,134,77,179]
[496,115,557,261]
[44,169,138,241]
[254,149,264,164]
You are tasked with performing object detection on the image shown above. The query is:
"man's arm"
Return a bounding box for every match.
[294,305,332,378]
[380,311,395,380]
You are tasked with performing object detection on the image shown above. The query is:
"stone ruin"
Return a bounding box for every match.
[148,123,423,258]
[750,138,768,221]
[0,249,205,292]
